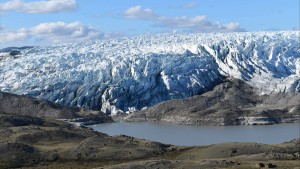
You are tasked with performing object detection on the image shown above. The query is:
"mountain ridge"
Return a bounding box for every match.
[120,78,300,125]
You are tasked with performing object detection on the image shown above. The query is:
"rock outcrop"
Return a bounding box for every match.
[122,78,300,125]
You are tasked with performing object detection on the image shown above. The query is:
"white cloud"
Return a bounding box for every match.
[0,22,104,44]
[123,6,245,33]
[161,18,245,33]
[1,28,28,42]
[31,22,102,43]
[124,5,158,19]
[160,16,206,28]
[0,0,77,13]
[182,2,197,9]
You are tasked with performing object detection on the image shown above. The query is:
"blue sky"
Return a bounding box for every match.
[0,0,299,47]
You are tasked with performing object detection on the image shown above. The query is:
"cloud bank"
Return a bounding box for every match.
[124,6,245,33]
[1,22,104,44]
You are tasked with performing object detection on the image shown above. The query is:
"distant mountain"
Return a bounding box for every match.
[0,31,299,115]
[0,46,35,53]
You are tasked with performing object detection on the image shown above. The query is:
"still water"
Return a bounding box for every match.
[90,122,300,146]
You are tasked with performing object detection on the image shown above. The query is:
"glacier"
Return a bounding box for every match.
[0,31,299,115]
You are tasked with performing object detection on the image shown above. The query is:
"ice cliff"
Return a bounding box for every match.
[0,31,299,115]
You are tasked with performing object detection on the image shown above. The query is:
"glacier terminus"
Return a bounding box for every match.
[0,31,299,115]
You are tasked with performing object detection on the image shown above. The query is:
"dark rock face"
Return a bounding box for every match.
[123,78,300,125]
[9,50,21,56]
[267,163,277,168]
[257,162,265,168]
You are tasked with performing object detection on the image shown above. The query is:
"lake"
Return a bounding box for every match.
[90,122,300,146]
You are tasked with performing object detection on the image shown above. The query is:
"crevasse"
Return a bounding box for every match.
[0,31,299,115]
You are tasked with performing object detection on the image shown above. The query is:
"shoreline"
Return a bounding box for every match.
[88,120,300,146]
[113,113,300,126]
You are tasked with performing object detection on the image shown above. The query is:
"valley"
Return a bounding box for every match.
[0,92,299,169]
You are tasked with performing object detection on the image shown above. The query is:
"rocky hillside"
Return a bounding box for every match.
[122,78,300,125]
[0,91,113,123]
